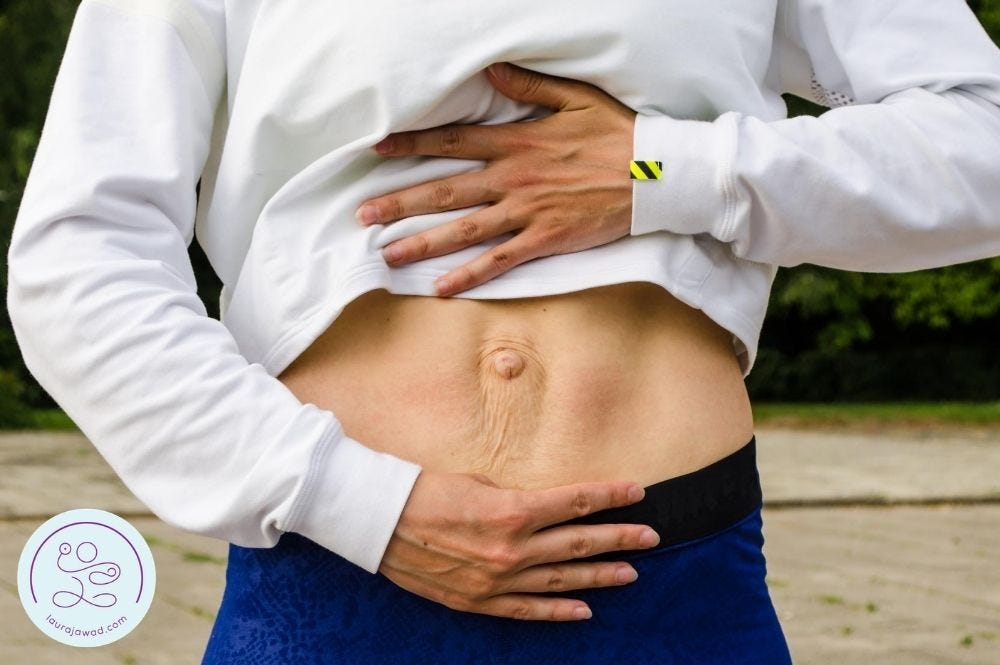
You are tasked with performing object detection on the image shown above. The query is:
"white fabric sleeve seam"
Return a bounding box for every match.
[716,113,741,243]
[280,416,344,535]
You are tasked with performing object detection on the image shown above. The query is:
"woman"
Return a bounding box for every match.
[7,0,1000,662]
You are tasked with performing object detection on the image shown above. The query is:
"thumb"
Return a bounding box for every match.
[486,62,593,111]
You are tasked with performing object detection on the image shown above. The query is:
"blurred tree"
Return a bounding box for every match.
[762,1,1000,399]
[969,0,1000,42]
[0,0,77,410]
[1,0,999,409]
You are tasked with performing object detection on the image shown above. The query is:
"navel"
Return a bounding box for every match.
[468,337,548,481]
[492,349,526,379]
[475,334,548,389]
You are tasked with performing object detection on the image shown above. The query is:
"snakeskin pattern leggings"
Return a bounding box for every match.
[201,436,792,664]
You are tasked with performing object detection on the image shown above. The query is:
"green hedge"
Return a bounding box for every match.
[747,346,1000,402]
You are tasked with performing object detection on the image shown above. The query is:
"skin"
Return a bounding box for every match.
[355,61,639,297]
[363,62,666,620]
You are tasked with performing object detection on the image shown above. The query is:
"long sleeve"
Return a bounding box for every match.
[5,0,421,575]
[629,0,1000,272]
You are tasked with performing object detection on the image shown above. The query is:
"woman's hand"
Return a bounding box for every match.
[356,62,638,296]
[378,469,661,621]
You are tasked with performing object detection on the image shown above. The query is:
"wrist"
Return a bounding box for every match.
[629,111,738,239]
[284,423,423,574]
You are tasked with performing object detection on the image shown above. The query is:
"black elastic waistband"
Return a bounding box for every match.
[552,436,761,561]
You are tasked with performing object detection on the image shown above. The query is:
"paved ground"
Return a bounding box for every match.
[1,427,998,664]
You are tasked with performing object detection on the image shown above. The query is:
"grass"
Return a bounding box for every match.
[140,532,227,565]
[818,594,845,605]
[5,403,1000,432]
[751,401,1000,429]
[0,409,80,432]
[23,408,79,431]
[182,550,227,565]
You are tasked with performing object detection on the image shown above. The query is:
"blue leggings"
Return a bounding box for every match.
[202,437,792,664]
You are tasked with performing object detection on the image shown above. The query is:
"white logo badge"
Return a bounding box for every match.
[17,508,156,647]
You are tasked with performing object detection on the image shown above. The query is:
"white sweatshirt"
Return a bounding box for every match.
[7,0,1000,574]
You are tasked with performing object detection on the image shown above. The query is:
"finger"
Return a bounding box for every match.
[517,522,660,569]
[470,593,594,622]
[357,171,501,227]
[385,566,593,621]
[432,226,548,296]
[517,480,645,531]
[486,62,601,112]
[376,121,537,160]
[499,560,639,595]
[383,205,518,267]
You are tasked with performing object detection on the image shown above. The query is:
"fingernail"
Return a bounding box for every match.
[627,485,644,503]
[640,528,660,548]
[616,567,638,584]
[384,244,402,263]
[355,203,379,225]
[374,137,394,153]
[488,62,510,81]
[573,606,592,620]
[434,278,451,295]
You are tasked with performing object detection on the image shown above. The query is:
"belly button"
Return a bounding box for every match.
[492,349,526,379]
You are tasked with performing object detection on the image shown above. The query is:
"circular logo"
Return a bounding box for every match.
[16,508,156,647]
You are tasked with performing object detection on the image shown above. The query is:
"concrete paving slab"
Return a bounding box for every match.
[1,427,998,663]
[0,431,147,520]
[755,427,1000,504]
[763,504,1000,665]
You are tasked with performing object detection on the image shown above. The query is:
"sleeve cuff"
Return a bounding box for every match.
[284,422,423,574]
[629,110,738,240]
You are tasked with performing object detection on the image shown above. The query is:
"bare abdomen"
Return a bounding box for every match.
[276,282,754,490]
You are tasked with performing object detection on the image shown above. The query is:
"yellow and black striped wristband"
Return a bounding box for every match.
[629,160,663,180]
